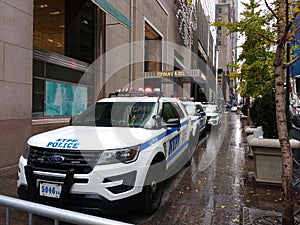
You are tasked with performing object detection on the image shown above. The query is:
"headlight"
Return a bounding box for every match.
[97,146,140,165]
[23,146,31,159]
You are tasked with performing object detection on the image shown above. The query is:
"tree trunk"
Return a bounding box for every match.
[274,0,294,224]
[246,97,251,126]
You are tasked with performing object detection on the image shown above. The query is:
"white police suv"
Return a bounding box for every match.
[202,103,222,128]
[17,90,195,214]
[181,101,207,144]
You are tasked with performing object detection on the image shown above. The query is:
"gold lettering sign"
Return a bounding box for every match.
[155,71,185,77]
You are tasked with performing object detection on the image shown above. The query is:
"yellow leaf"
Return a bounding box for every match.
[221,205,226,209]
[232,218,238,223]
[246,199,251,203]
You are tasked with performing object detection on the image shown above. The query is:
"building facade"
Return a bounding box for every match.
[215,0,238,106]
[191,0,217,103]
[0,0,218,172]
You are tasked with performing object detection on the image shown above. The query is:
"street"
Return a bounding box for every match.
[0,113,286,224]
[124,112,252,224]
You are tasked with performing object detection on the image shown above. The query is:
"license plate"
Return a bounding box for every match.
[39,182,62,198]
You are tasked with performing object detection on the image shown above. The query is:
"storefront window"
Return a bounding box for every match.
[33,0,100,117]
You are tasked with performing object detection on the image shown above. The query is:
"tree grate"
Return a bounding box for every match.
[252,215,300,225]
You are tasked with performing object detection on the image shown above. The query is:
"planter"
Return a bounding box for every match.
[247,135,300,184]
[244,126,256,157]
[244,126,256,136]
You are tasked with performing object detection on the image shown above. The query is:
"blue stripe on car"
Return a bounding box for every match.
[166,140,188,163]
[140,119,188,151]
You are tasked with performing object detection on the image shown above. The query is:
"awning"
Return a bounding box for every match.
[91,0,131,29]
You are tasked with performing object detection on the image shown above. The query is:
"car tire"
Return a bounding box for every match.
[141,159,165,214]
[203,127,207,136]
[185,133,194,167]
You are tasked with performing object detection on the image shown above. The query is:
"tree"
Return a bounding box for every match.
[215,0,275,125]
[271,0,300,224]
[215,0,300,224]
[216,0,275,98]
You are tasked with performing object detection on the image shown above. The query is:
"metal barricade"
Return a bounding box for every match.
[0,195,133,225]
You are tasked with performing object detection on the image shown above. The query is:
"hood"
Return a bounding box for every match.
[28,126,163,150]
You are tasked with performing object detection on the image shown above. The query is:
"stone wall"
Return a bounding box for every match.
[0,0,33,173]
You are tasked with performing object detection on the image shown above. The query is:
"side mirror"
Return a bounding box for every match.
[165,118,180,127]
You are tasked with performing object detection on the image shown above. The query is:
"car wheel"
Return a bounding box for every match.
[198,127,206,140]
[141,160,165,214]
[185,134,194,167]
[201,127,206,138]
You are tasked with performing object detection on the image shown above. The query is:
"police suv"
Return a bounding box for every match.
[181,100,207,144]
[17,90,196,214]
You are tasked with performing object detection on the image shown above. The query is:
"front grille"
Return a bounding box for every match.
[28,147,102,174]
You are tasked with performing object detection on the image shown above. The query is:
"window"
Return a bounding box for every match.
[171,103,185,119]
[162,103,180,122]
[72,102,157,128]
[144,22,162,72]
[32,0,101,117]
[33,0,96,63]
[195,104,204,113]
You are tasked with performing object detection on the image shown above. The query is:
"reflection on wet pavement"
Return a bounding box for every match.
[126,113,284,225]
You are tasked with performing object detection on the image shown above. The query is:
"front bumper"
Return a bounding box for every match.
[17,184,141,215]
[17,154,149,213]
[207,117,219,126]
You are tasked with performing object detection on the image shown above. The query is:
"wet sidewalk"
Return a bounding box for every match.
[1,113,300,224]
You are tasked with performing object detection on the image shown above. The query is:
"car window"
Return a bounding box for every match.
[162,102,180,122]
[203,105,219,113]
[183,103,196,116]
[72,102,158,128]
[195,104,204,113]
[172,102,185,118]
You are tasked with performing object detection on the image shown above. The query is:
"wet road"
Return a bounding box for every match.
[0,113,286,224]
[123,112,249,225]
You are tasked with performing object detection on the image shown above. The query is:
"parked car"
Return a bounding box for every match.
[231,105,238,112]
[202,104,222,129]
[17,89,195,215]
[181,101,207,144]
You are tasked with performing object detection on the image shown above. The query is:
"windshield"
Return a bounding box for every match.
[182,103,196,115]
[203,105,219,113]
[72,102,158,128]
